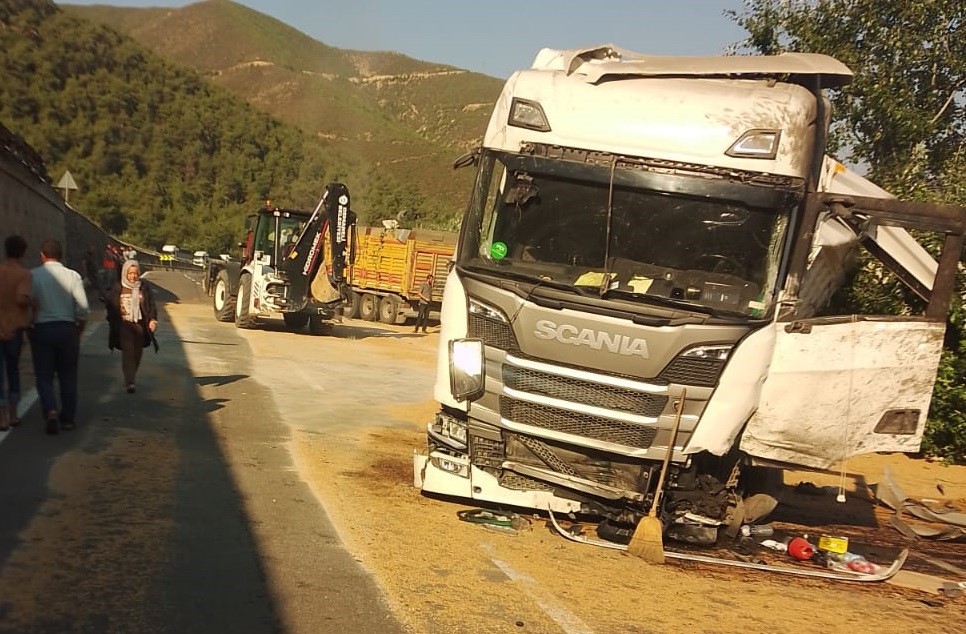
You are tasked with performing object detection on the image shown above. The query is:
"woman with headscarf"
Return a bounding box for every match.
[105,259,158,393]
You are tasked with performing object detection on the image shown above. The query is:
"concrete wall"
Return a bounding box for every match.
[1,147,176,280]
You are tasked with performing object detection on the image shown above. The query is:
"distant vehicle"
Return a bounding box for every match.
[219,253,233,262]
[203,183,356,334]
[192,250,209,267]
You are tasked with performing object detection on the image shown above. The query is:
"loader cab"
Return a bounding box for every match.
[243,206,311,267]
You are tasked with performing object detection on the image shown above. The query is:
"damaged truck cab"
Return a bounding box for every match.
[414,46,965,543]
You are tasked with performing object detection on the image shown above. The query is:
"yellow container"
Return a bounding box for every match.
[818,534,849,554]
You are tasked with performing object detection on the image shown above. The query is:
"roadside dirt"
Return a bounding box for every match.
[247,318,966,634]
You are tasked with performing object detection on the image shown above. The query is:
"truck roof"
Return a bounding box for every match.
[532,45,853,87]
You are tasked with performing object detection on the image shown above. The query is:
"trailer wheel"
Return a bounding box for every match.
[344,291,360,319]
[378,295,401,324]
[235,274,257,329]
[359,293,378,321]
[212,270,236,322]
[283,312,309,331]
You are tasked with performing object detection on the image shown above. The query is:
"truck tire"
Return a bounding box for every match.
[344,291,360,319]
[283,312,309,331]
[378,295,401,324]
[308,315,333,336]
[235,274,258,329]
[212,270,236,322]
[359,293,378,321]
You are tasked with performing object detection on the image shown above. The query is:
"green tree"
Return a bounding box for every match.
[730,0,966,462]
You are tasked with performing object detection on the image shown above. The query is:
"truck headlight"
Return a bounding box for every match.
[449,339,485,402]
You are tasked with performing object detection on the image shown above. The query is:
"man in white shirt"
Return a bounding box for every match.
[29,239,89,435]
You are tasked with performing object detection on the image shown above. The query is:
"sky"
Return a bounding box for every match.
[62,0,752,79]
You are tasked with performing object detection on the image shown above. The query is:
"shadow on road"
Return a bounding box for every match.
[0,277,282,633]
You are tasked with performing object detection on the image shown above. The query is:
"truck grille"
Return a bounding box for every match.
[470,435,504,469]
[503,365,667,417]
[468,314,519,351]
[500,472,554,491]
[500,397,657,449]
[658,356,726,387]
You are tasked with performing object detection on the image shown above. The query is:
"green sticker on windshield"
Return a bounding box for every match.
[491,242,508,260]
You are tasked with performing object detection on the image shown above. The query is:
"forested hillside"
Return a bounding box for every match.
[1,0,499,254]
[63,0,504,229]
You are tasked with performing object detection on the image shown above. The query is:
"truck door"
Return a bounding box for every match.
[739,193,963,469]
[739,317,945,469]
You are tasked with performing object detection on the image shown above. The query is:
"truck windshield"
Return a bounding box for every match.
[458,150,797,318]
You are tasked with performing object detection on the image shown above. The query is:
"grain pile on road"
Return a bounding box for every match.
[263,321,966,634]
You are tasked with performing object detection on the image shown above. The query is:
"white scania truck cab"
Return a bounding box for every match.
[414,46,965,544]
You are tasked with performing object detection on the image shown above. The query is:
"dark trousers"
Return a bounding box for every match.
[29,322,80,424]
[415,303,430,332]
[119,321,145,385]
[0,329,24,407]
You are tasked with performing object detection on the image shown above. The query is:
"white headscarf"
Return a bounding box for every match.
[121,259,142,323]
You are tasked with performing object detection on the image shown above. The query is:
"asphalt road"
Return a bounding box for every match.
[0,270,404,634]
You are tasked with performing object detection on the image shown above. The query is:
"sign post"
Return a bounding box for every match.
[57,170,78,202]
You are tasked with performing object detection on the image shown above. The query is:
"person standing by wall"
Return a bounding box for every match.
[0,235,32,430]
[104,259,158,394]
[413,273,435,334]
[30,239,89,435]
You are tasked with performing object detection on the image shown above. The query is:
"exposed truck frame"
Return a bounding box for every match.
[414,46,965,544]
[205,182,357,334]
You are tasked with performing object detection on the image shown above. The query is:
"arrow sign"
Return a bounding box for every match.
[57,170,78,202]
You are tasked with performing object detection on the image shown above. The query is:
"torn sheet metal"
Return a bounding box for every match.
[876,466,966,540]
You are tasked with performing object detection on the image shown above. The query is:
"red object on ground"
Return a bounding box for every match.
[787,537,816,561]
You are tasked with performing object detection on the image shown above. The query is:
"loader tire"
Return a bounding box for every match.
[359,293,378,321]
[283,312,309,331]
[308,315,333,336]
[235,274,258,329]
[212,271,236,322]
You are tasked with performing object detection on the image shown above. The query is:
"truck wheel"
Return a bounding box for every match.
[344,291,360,319]
[378,295,400,324]
[359,293,378,321]
[212,270,236,322]
[283,312,309,330]
[308,315,333,335]
[235,274,258,329]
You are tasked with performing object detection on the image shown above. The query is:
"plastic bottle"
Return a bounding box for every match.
[758,539,787,552]
[740,524,775,537]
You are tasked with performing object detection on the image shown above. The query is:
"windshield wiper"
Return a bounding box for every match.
[461,264,593,298]
[601,288,753,322]
[598,159,617,298]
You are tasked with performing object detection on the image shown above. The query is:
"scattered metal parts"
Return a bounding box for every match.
[547,508,908,582]
[877,466,966,541]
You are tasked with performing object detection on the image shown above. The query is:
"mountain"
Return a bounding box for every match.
[62,0,505,229]
[2,0,360,252]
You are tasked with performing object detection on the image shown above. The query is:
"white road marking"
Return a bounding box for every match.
[480,542,595,634]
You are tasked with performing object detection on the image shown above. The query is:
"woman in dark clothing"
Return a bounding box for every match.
[105,260,158,393]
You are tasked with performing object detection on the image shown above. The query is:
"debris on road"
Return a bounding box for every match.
[876,466,966,541]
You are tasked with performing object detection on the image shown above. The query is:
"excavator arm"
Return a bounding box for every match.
[280,182,357,306]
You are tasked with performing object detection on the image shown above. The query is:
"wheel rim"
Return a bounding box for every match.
[214,279,226,310]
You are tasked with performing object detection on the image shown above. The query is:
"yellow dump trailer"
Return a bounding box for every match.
[347,226,457,323]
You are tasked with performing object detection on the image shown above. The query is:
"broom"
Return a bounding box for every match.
[627,387,687,563]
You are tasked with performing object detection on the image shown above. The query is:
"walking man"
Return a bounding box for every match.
[0,235,32,430]
[413,273,434,334]
[30,239,89,434]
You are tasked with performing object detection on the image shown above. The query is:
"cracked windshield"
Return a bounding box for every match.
[461,151,792,318]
